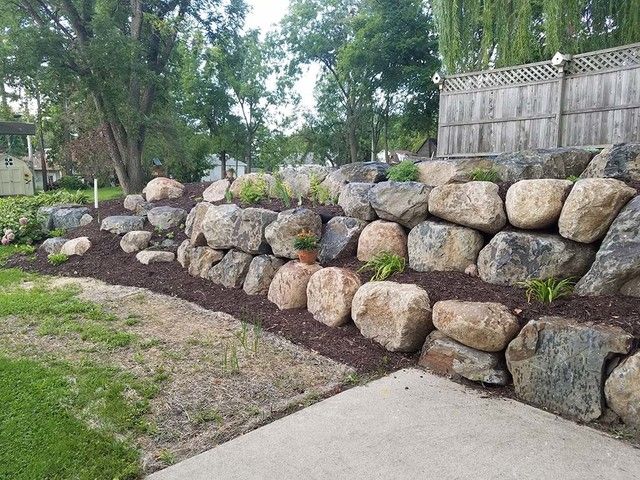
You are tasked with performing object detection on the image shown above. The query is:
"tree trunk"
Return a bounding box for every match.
[347,117,358,163]
[36,94,48,191]
[220,150,227,180]
[101,119,146,194]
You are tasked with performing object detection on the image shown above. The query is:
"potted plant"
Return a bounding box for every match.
[293,230,319,265]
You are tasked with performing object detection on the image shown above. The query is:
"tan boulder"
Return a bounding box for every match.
[306,267,362,327]
[143,177,185,202]
[120,231,152,254]
[60,237,91,256]
[177,239,192,268]
[357,220,408,262]
[432,300,520,352]
[416,158,494,186]
[558,178,636,243]
[136,250,175,265]
[203,179,231,203]
[188,247,225,278]
[185,202,212,246]
[605,352,640,430]
[505,179,573,229]
[268,261,323,310]
[351,281,433,352]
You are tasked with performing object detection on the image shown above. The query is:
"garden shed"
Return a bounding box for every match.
[0,121,37,196]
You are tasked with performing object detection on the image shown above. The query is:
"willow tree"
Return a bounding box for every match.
[433,0,640,73]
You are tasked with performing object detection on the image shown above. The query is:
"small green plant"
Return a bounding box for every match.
[309,174,332,205]
[157,449,176,466]
[293,231,319,251]
[47,253,69,266]
[566,175,580,183]
[471,168,500,182]
[48,228,66,238]
[387,160,419,182]
[222,342,240,374]
[224,188,233,203]
[239,176,268,204]
[520,277,575,303]
[165,232,175,240]
[252,320,262,354]
[273,175,292,208]
[235,321,250,349]
[358,252,406,281]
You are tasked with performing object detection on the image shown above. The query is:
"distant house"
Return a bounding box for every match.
[201,154,247,182]
[31,151,64,190]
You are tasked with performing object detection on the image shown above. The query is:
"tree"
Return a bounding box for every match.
[433,0,640,73]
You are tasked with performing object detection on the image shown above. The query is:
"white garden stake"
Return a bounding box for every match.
[94,178,98,209]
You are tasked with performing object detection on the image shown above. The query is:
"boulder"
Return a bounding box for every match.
[268,261,323,310]
[432,300,520,352]
[232,207,278,254]
[408,221,484,272]
[202,179,231,203]
[319,170,348,199]
[575,197,640,296]
[558,178,636,243]
[79,214,93,227]
[416,158,494,186]
[40,237,68,255]
[143,177,185,202]
[318,216,368,264]
[339,162,389,183]
[123,194,146,212]
[38,204,82,231]
[177,239,192,268]
[419,331,510,385]
[506,317,633,421]
[279,165,331,197]
[147,206,188,230]
[120,230,152,254]
[338,183,377,221]
[369,181,431,228]
[188,247,225,278]
[477,232,596,286]
[100,216,145,235]
[351,281,433,352]
[51,207,91,231]
[265,208,323,259]
[202,204,242,249]
[60,237,91,256]
[185,202,212,247]
[243,255,285,296]
[208,250,253,288]
[605,352,640,430]
[505,179,573,229]
[230,173,276,198]
[429,181,506,234]
[581,143,640,182]
[494,148,595,181]
[136,250,175,265]
[357,220,408,262]
[306,267,362,327]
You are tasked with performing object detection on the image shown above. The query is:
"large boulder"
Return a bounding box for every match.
[558,178,636,243]
[419,331,510,385]
[408,221,484,273]
[40,237,67,255]
[267,261,323,310]
[202,179,231,203]
[208,250,253,288]
[432,300,520,352]
[60,237,91,256]
[265,208,322,259]
[123,194,146,212]
[51,207,91,231]
[505,179,573,229]
[605,352,640,430]
[575,197,640,296]
[136,250,175,264]
[143,177,185,202]
[202,204,241,249]
[416,158,494,186]
[243,255,285,296]
[369,181,431,228]
[357,220,408,262]
[100,215,145,235]
[429,182,506,234]
[147,206,187,230]
[338,183,376,221]
[279,165,331,197]
[478,232,596,286]
[351,281,433,352]
[232,207,278,254]
[581,143,640,182]
[177,239,192,268]
[306,267,362,327]
[185,202,212,247]
[188,246,224,278]
[229,173,276,199]
[506,317,633,421]
[319,170,349,198]
[493,148,595,181]
[338,162,389,183]
[318,216,368,264]
[120,231,152,254]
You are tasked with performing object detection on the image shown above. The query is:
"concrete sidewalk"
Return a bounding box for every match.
[148,369,640,480]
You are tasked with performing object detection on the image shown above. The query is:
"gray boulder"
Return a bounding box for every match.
[338,183,377,221]
[209,250,254,288]
[40,237,68,255]
[147,206,187,230]
[279,165,331,197]
[369,181,431,228]
[408,221,484,273]
[38,204,79,231]
[232,207,278,254]
[339,162,389,183]
[51,207,91,231]
[494,147,596,181]
[318,216,368,264]
[506,317,633,421]
[265,208,322,259]
[581,143,640,182]
[202,204,241,249]
[478,232,596,286]
[575,197,640,296]
[100,215,145,235]
[243,255,285,296]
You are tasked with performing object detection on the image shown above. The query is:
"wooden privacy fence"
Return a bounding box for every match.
[434,43,640,158]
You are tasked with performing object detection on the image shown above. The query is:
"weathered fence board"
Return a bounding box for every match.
[436,43,640,157]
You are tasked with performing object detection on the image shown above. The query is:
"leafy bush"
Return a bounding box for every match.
[53,176,86,191]
[273,175,293,208]
[238,177,268,204]
[358,252,406,281]
[47,253,69,266]
[470,168,500,182]
[387,160,419,182]
[309,174,332,205]
[520,277,575,303]
[293,231,319,251]
[48,228,66,238]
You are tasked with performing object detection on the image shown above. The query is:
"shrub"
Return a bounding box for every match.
[47,253,69,266]
[272,175,292,208]
[293,231,319,251]
[387,160,419,182]
[238,177,268,204]
[520,277,575,303]
[53,175,85,191]
[309,174,332,205]
[224,189,233,204]
[48,228,66,238]
[358,252,406,281]
[470,168,500,182]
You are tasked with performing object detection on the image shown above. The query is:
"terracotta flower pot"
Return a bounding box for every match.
[298,249,318,265]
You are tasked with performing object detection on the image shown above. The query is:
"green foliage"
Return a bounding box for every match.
[293,231,319,251]
[224,188,233,204]
[309,173,332,205]
[471,168,500,183]
[0,245,36,265]
[54,175,85,191]
[387,160,419,182]
[358,252,406,281]
[566,175,580,183]
[48,228,66,238]
[273,175,293,208]
[47,253,69,266]
[520,277,575,303]
[238,177,268,205]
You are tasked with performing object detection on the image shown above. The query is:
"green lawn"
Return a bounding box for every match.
[0,244,35,265]
[96,186,124,202]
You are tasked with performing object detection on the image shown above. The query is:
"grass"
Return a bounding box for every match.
[387,160,419,182]
[0,244,35,265]
[520,277,575,303]
[470,167,500,182]
[358,252,406,281]
[96,186,124,202]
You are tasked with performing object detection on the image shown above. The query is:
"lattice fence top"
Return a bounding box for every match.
[441,42,640,93]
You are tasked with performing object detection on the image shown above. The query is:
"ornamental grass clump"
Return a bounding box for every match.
[387,160,419,182]
[520,277,575,303]
[470,167,500,182]
[238,177,268,204]
[358,252,406,281]
[272,175,293,208]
